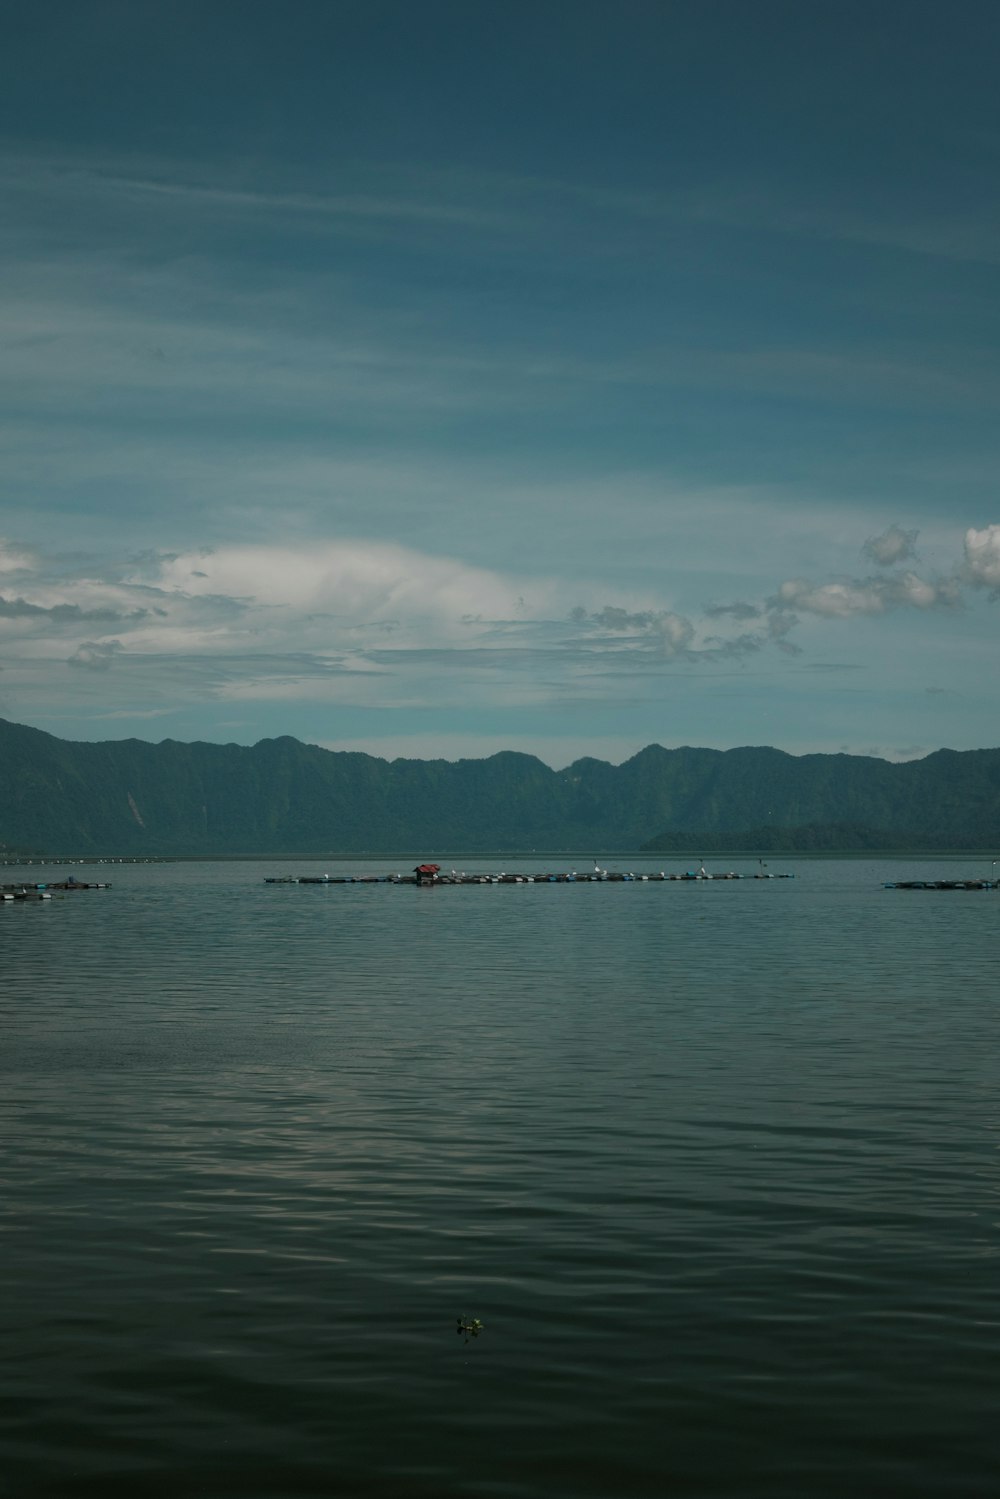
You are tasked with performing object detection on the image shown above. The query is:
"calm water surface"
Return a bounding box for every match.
[3,855,999,1497]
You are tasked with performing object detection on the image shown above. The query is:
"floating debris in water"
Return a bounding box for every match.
[457,1317,483,1343]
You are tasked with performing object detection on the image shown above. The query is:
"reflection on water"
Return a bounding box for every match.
[3,856,999,1497]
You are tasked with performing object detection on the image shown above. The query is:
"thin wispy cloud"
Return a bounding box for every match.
[659,183,1000,268]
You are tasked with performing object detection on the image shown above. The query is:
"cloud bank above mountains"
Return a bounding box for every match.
[1,525,996,752]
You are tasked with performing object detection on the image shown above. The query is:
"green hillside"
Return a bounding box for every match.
[1,718,998,855]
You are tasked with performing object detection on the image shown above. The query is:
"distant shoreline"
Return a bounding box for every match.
[4,848,999,865]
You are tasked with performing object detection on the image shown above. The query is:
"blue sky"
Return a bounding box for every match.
[2,0,999,765]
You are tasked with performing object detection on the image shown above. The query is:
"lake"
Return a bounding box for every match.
[3,854,999,1497]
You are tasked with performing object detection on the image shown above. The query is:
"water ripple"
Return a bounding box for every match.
[3,857,1000,1496]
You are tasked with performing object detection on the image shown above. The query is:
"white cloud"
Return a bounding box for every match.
[964,525,1000,591]
[143,541,536,642]
[891,572,948,608]
[68,640,122,671]
[773,579,886,618]
[0,522,996,733]
[772,570,954,619]
[863,525,918,566]
[0,540,36,575]
[575,606,696,659]
[705,602,761,620]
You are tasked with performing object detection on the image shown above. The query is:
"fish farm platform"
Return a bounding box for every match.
[265,870,794,886]
[0,881,112,893]
[883,879,999,891]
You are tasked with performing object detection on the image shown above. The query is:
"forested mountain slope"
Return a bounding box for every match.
[2,718,998,854]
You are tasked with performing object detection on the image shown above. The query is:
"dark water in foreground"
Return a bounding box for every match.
[3,855,999,1498]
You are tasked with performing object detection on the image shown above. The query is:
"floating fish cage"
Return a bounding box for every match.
[883,879,999,891]
[1,880,111,901]
[0,881,112,893]
[265,868,795,886]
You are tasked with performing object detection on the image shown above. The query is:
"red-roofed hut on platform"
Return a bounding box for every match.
[414,863,440,885]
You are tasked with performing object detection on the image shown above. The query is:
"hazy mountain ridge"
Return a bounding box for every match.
[1,718,999,855]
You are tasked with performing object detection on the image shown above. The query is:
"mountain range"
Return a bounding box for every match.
[1,717,999,855]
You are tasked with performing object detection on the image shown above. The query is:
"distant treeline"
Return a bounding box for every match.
[641,824,982,852]
[1,717,999,855]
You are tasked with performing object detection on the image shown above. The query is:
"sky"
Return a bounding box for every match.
[2,0,999,766]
